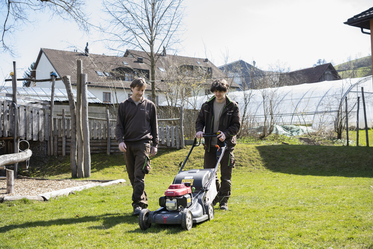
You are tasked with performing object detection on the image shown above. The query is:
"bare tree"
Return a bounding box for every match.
[1,0,89,54]
[255,62,289,138]
[102,0,185,102]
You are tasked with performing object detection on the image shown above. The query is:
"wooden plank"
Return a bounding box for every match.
[39,109,44,142]
[97,122,101,139]
[58,118,62,137]
[67,118,71,138]
[19,106,25,139]
[106,109,110,155]
[171,126,175,148]
[8,101,13,137]
[45,112,49,141]
[26,106,32,140]
[4,101,10,137]
[0,101,3,137]
[33,109,38,141]
[111,121,116,139]
[53,118,58,156]
[62,109,66,156]
[93,121,97,139]
[160,125,164,145]
[176,127,180,149]
[166,125,170,147]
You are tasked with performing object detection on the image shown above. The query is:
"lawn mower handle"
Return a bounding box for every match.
[176,133,226,175]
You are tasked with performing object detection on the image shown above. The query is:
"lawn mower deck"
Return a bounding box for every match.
[139,135,226,231]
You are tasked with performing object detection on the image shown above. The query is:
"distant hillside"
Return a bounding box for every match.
[335,55,372,79]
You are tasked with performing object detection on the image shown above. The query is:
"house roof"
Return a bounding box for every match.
[124,49,240,88]
[344,7,373,29]
[280,63,341,84]
[35,48,239,91]
[35,48,148,87]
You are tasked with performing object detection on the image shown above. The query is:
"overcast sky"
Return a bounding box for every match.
[1,0,372,86]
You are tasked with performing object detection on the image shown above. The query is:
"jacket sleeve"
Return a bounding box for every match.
[115,103,125,143]
[195,104,206,132]
[223,104,241,139]
[150,103,159,147]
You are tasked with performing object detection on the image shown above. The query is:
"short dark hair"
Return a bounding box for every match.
[210,79,229,92]
[130,78,147,89]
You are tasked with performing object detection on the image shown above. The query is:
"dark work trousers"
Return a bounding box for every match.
[204,146,235,205]
[123,141,151,208]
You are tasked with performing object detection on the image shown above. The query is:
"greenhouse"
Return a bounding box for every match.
[184,76,373,131]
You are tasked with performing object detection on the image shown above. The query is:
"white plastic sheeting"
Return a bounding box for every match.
[181,76,373,130]
[0,87,102,104]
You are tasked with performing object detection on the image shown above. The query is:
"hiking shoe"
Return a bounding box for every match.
[133,206,142,216]
[220,203,228,211]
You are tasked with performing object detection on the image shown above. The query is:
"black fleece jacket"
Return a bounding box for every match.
[115,97,159,147]
[195,95,241,150]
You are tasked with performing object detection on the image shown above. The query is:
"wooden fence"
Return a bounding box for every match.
[1,100,184,155]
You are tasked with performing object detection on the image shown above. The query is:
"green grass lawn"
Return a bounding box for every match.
[1,143,373,248]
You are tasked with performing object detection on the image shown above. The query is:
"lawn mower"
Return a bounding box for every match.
[139,134,227,231]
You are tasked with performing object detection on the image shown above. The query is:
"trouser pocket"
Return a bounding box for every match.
[228,152,235,168]
[142,155,151,174]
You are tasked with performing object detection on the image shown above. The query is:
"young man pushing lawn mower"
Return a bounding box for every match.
[195,79,241,210]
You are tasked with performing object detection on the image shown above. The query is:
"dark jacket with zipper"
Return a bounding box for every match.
[115,97,159,147]
[195,95,241,150]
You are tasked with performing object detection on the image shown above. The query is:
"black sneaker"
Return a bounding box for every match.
[220,203,228,211]
[133,206,142,216]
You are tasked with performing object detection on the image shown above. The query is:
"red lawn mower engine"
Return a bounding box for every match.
[159,184,192,211]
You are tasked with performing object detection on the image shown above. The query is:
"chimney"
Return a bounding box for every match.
[85,42,89,56]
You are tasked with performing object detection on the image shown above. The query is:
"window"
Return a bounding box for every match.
[103,92,111,103]
[125,73,133,81]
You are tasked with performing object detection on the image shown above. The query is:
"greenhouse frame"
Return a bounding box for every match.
[185,76,373,131]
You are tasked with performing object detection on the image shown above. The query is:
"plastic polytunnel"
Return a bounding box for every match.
[183,76,373,131]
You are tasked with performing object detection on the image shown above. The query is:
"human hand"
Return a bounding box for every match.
[217,131,226,142]
[150,146,158,157]
[119,142,127,152]
[195,131,204,138]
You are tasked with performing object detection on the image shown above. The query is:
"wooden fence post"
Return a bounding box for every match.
[76,60,84,178]
[361,87,369,147]
[6,169,14,194]
[62,109,66,156]
[81,73,91,177]
[345,97,349,146]
[106,109,111,155]
[62,75,77,178]
[11,61,19,178]
[180,106,185,148]
[50,73,56,156]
